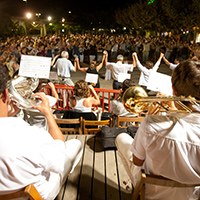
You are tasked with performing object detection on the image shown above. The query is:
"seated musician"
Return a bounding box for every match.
[0,64,83,200]
[115,60,200,200]
[110,79,138,127]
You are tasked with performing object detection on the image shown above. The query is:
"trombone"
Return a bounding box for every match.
[122,86,200,114]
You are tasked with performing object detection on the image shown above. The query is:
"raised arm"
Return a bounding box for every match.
[87,84,100,106]
[75,57,88,73]
[162,56,171,66]
[153,52,164,71]
[132,52,137,68]
[96,50,108,72]
[48,82,59,101]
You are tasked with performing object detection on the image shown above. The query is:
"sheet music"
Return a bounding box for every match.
[147,71,173,95]
[118,73,131,83]
[85,73,98,84]
[19,55,51,79]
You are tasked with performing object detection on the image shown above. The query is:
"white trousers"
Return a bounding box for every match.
[115,133,141,187]
[41,139,83,200]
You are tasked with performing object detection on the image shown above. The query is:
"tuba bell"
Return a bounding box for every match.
[122,86,200,114]
[9,76,40,109]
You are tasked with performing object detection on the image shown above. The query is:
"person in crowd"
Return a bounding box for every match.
[132,51,164,91]
[53,50,78,86]
[162,55,184,70]
[0,63,83,200]
[76,51,107,88]
[69,79,100,112]
[110,79,137,126]
[115,59,200,200]
[104,51,136,90]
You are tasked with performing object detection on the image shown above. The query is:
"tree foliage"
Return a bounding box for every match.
[115,0,200,34]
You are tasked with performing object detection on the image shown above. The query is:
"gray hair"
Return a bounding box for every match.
[61,51,69,58]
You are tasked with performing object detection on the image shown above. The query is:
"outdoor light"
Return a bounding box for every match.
[47,16,52,21]
[36,13,41,17]
[26,12,32,19]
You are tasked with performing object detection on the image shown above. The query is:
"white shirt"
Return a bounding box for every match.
[137,59,161,87]
[55,57,75,78]
[131,112,200,200]
[106,61,133,81]
[73,97,92,113]
[0,117,70,199]
[169,63,179,70]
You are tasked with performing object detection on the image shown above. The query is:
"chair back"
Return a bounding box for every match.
[132,169,200,200]
[55,117,83,134]
[83,118,112,134]
[0,184,43,200]
[117,115,144,128]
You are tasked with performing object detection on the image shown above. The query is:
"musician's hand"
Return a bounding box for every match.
[31,92,51,116]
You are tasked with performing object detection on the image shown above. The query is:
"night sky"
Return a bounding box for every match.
[1,0,133,18]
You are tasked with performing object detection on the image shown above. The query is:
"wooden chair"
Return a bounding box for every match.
[55,117,83,134]
[117,115,144,128]
[0,184,43,200]
[132,169,200,200]
[83,118,112,134]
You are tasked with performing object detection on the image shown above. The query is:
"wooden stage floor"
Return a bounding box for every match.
[56,135,133,200]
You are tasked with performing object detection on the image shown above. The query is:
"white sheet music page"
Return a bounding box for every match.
[118,73,131,83]
[19,55,51,79]
[85,73,98,84]
[147,71,173,95]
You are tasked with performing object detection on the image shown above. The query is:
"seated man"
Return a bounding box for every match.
[115,60,200,200]
[110,79,138,127]
[0,63,83,200]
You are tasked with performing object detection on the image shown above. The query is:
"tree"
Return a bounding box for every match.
[115,0,200,37]
[0,13,14,37]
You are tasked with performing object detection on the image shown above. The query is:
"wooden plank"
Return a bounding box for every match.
[116,151,133,200]
[77,135,95,199]
[105,150,120,200]
[61,135,84,200]
[92,137,106,200]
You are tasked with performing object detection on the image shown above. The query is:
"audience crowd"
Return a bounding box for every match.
[0,33,200,81]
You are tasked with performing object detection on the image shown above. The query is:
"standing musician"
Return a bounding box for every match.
[115,60,200,200]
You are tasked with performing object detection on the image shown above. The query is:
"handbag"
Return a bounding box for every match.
[95,125,138,150]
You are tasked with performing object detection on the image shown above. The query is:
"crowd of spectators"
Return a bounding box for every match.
[0,33,199,80]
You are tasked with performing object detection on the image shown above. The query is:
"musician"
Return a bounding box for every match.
[0,63,83,200]
[115,60,200,200]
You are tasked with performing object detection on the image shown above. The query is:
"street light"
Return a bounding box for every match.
[35,13,41,18]
[47,16,52,21]
[26,12,32,19]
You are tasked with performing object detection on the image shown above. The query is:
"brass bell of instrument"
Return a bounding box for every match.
[9,76,40,109]
[122,86,148,113]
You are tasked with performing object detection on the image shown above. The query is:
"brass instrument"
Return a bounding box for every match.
[9,76,40,109]
[122,86,200,114]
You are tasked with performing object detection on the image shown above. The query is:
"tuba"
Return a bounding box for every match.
[9,76,40,109]
[122,86,200,114]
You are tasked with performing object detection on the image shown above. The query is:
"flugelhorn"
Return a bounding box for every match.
[9,76,40,109]
[122,86,200,114]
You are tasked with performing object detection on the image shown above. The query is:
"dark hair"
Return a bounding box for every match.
[145,60,153,69]
[172,60,200,100]
[121,79,136,95]
[74,80,90,98]
[0,62,10,94]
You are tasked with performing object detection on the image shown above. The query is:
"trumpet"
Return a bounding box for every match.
[122,86,200,114]
[9,76,40,109]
